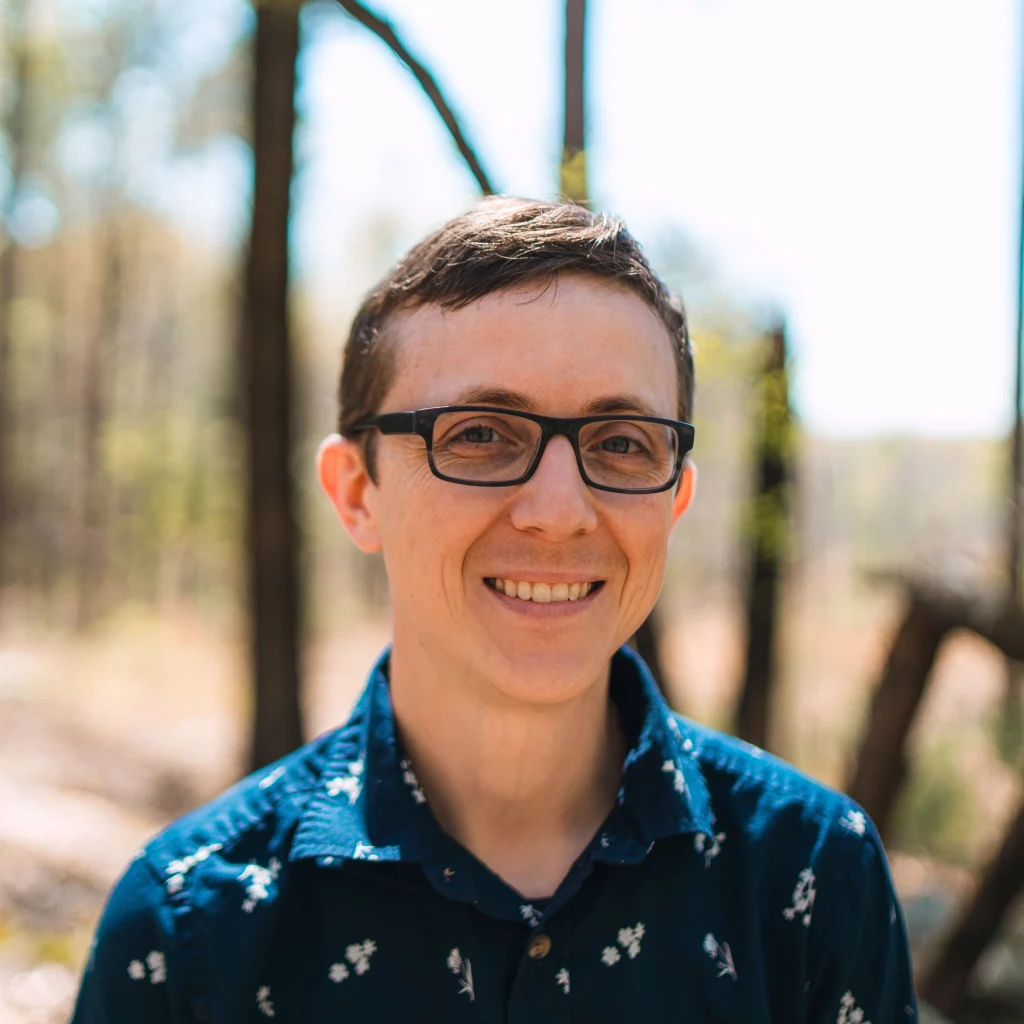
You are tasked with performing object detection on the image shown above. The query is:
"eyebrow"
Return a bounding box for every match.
[448,386,664,419]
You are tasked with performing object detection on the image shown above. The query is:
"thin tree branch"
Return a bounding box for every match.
[334,0,495,195]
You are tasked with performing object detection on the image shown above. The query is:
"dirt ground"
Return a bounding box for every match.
[0,596,1021,1022]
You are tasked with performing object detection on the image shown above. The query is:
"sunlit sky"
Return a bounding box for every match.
[168,0,1023,437]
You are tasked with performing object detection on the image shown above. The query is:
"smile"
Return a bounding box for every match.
[483,578,604,603]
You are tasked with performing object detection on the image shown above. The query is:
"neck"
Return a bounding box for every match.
[388,642,628,900]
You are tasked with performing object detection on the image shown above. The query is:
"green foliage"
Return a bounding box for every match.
[891,739,980,865]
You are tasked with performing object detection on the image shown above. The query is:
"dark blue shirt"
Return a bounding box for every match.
[72,645,917,1022]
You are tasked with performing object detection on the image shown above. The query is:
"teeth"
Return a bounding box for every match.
[488,579,597,603]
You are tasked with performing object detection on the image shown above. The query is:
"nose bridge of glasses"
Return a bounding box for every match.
[531,427,587,485]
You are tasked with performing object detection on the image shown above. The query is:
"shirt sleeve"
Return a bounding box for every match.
[808,816,918,1024]
[71,855,176,1024]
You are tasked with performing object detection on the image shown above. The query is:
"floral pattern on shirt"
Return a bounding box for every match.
[694,831,725,868]
[556,967,570,994]
[783,867,817,926]
[164,842,222,896]
[447,948,475,1001]
[240,858,281,913]
[325,759,364,804]
[400,759,427,804]
[703,932,737,981]
[837,990,871,1024]
[256,985,275,1017]
[602,922,645,965]
[126,953,165,985]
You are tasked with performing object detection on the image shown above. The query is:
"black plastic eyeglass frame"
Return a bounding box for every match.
[349,405,696,495]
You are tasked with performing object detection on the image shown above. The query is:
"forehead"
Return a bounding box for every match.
[382,274,679,416]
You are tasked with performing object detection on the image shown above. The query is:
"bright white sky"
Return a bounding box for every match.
[181,0,1024,438]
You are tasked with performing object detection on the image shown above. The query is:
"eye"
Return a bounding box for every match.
[457,424,500,444]
[600,435,646,455]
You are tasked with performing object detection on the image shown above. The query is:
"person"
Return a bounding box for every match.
[72,197,917,1023]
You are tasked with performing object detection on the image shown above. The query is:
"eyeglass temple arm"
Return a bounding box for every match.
[354,412,417,435]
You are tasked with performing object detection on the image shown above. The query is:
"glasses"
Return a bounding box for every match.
[349,405,695,494]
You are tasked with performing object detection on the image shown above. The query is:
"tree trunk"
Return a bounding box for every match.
[0,0,31,602]
[845,597,949,839]
[243,0,304,772]
[561,0,587,202]
[846,578,1024,841]
[72,214,120,631]
[919,798,1024,1019]
[735,325,791,750]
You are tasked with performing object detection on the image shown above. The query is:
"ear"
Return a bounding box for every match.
[670,457,696,527]
[316,434,382,553]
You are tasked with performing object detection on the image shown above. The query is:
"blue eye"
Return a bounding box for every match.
[459,426,498,444]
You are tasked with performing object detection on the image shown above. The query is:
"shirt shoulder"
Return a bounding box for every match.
[675,712,880,880]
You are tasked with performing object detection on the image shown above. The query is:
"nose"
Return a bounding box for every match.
[508,434,598,539]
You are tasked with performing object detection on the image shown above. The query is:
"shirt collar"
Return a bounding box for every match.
[289,643,714,867]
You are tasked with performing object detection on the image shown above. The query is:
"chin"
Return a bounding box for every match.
[475,636,615,706]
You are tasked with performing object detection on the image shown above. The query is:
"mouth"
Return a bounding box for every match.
[483,577,605,604]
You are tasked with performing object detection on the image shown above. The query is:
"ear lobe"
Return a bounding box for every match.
[316,433,383,553]
[670,458,696,526]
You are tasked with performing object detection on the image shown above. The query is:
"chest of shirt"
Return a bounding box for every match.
[193,843,813,1024]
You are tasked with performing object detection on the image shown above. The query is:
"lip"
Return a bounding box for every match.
[482,578,604,616]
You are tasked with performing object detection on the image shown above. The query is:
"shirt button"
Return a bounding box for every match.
[527,934,552,960]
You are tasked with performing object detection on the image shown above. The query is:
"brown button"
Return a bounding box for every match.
[527,934,552,960]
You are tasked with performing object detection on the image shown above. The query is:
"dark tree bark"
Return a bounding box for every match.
[735,325,791,750]
[919,798,1024,1019]
[845,597,948,839]
[72,216,121,630]
[561,0,587,202]
[846,578,1024,841]
[0,0,31,600]
[334,0,493,195]
[244,0,304,772]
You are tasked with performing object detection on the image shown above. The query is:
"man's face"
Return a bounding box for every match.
[321,273,693,704]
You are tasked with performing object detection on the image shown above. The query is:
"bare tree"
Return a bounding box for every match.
[0,0,31,601]
[561,0,587,202]
[244,0,304,771]
[334,0,494,195]
[734,324,792,750]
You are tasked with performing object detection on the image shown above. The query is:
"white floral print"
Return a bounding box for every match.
[783,867,817,926]
[329,962,349,983]
[556,967,570,994]
[146,950,167,984]
[326,759,364,804]
[694,831,726,868]
[837,990,871,1024]
[617,923,645,959]
[520,904,541,927]
[346,939,377,976]
[400,759,427,804]
[703,932,738,980]
[164,842,222,896]
[127,951,166,984]
[601,922,645,966]
[259,765,286,790]
[839,809,866,836]
[447,947,475,1001]
[256,985,275,1017]
[353,841,380,860]
[661,759,687,794]
[240,858,281,913]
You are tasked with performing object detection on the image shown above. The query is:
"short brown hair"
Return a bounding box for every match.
[337,197,693,475]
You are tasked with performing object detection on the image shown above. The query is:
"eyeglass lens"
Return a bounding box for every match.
[429,410,678,489]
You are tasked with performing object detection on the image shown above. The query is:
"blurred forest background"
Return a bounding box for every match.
[0,0,1023,1021]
